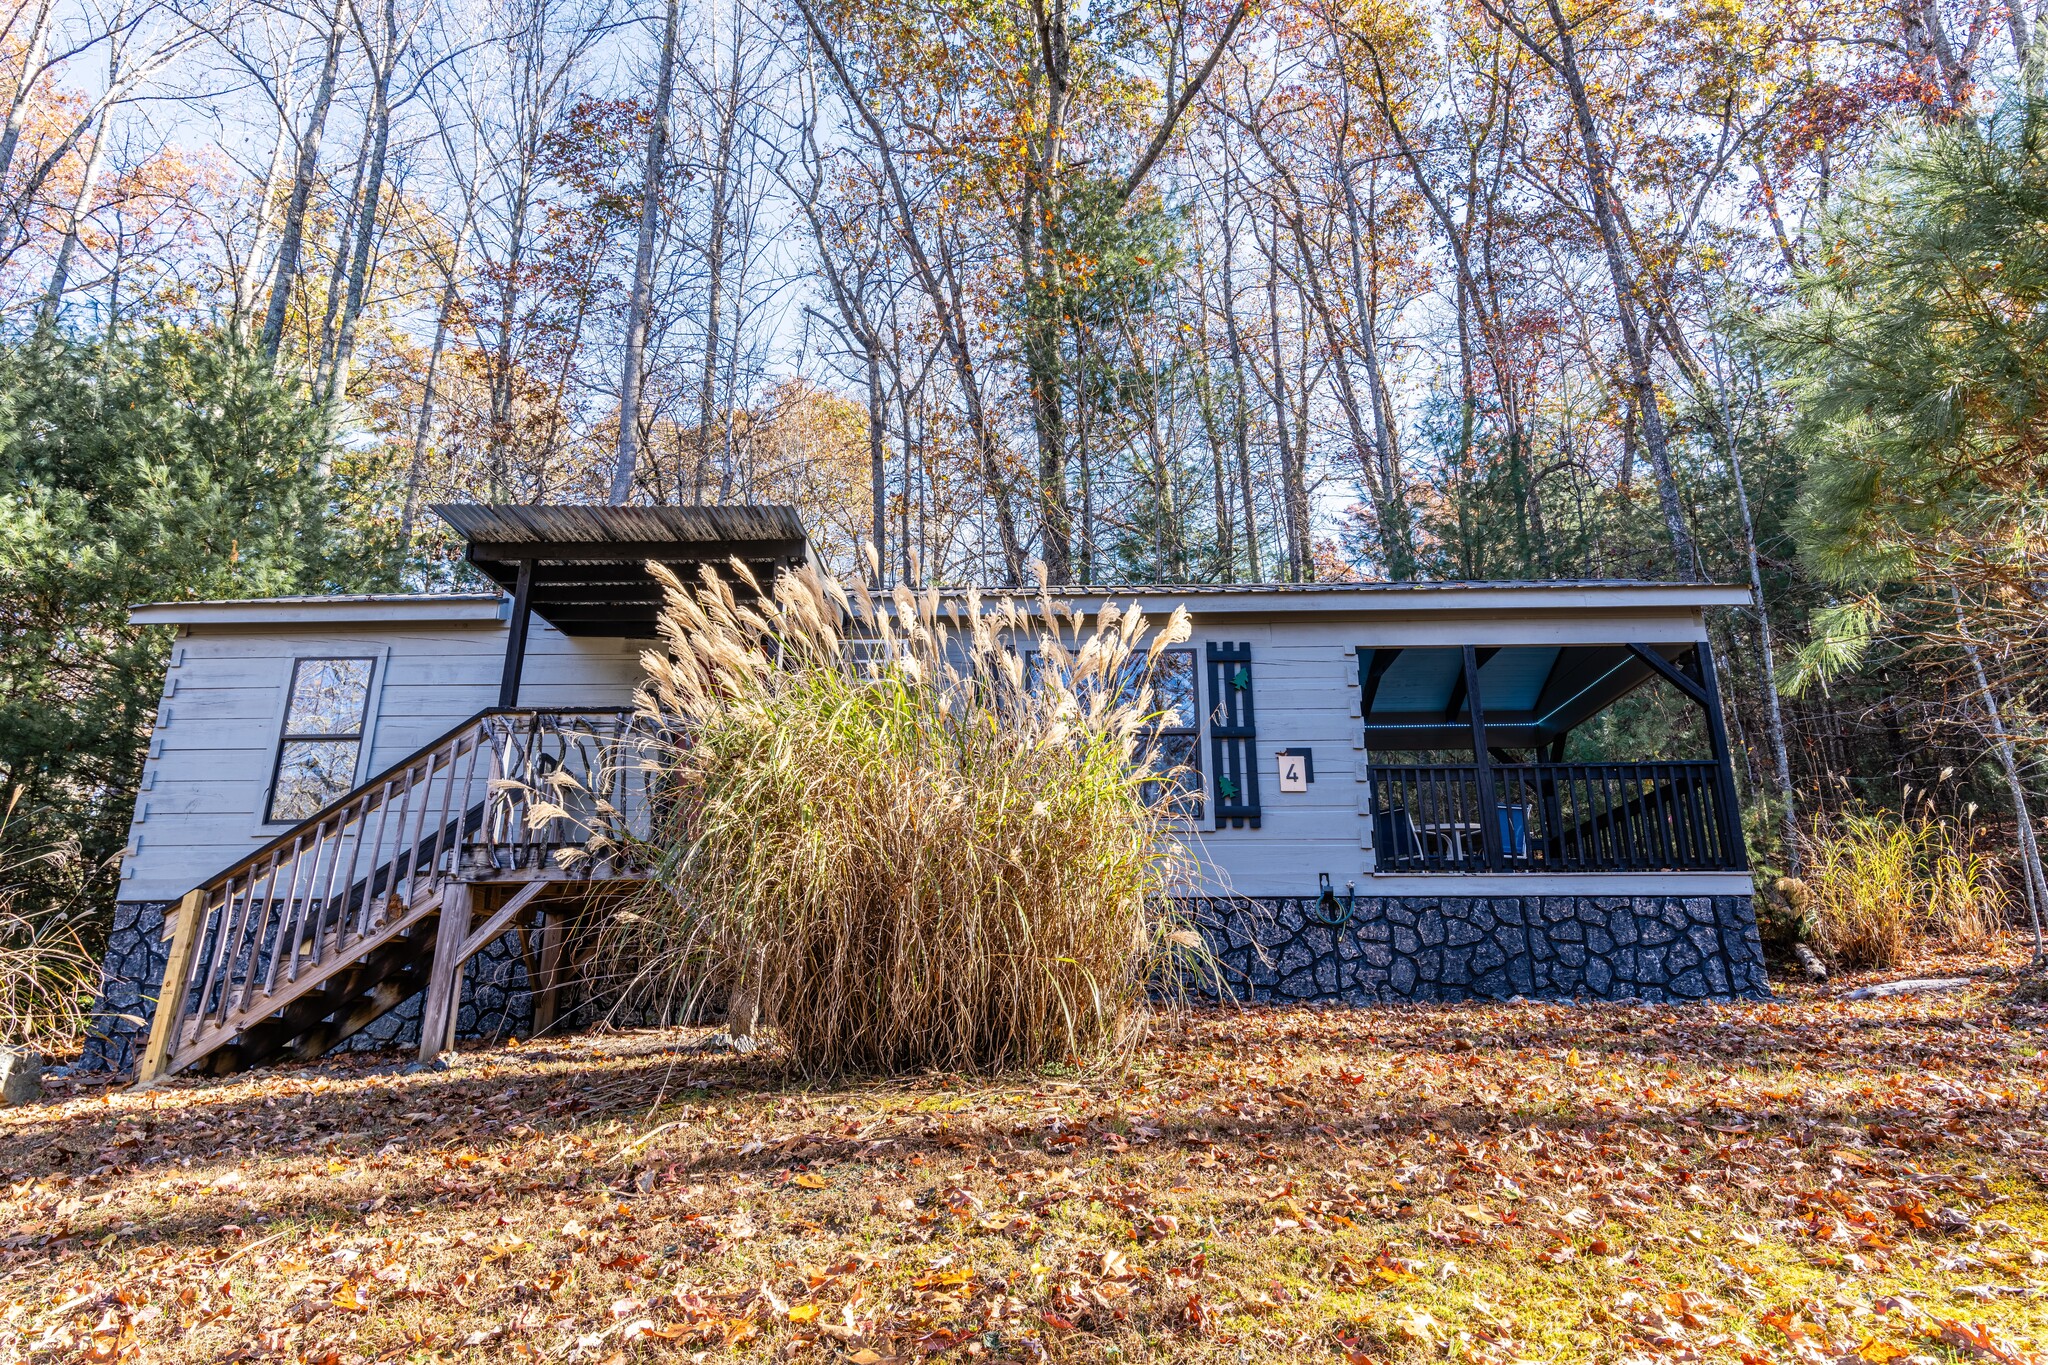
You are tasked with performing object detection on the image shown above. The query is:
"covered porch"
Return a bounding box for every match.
[1360,641,1747,876]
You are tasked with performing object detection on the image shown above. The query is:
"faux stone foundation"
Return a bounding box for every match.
[81,900,535,1074]
[1183,893,1769,1004]
[82,890,1768,1073]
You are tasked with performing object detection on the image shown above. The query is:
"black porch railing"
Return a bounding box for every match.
[1366,761,1743,873]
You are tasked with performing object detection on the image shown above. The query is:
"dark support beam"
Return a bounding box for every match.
[1690,639,1748,870]
[1361,723,1544,749]
[1531,648,1632,730]
[1444,646,1498,725]
[1465,645,1505,871]
[1358,647,1401,719]
[1627,642,1708,707]
[1532,647,1566,720]
[498,558,533,708]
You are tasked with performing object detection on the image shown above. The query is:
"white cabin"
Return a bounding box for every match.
[93,505,1768,1082]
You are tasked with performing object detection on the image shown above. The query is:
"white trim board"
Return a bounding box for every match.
[131,595,508,626]
[967,584,1752,615]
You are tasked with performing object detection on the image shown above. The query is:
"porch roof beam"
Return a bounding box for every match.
[1360,722,1547,749]
[1358,647,1401,718]
[1525,643,1695,742]
[1627,641,1709,707]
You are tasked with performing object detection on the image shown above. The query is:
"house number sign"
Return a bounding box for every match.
[1277,748,1313,793]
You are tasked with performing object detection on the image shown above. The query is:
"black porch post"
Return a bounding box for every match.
[1464,645,1505,871]
[1690,637,1748,870]
[498,558,534,708]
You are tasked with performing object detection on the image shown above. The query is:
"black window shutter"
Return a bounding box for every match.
[1205,641,1260,829]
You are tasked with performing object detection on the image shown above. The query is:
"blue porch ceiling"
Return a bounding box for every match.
[1367,646,1562,718]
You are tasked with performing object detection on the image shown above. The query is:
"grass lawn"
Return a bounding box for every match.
[6,960,2048,1364]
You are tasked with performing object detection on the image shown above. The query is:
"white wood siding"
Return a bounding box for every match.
[121,617,645,901]
[120,589,1737,904]
[1154,607,1719,898]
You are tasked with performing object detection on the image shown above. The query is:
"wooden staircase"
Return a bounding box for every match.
[135,708,647,1083]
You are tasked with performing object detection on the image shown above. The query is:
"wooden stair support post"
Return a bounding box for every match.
[134,890,204,1088]
[419,882,473,1063]
[416,878,554,1063]
[533,913,564,1034]
[458,878,552,961]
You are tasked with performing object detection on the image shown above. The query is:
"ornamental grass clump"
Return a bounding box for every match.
[0,796,98,1056]
[603,561,1199,1077]
[1799,805,2009,968]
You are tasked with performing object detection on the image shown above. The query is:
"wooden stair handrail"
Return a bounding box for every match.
[133,706,645,1087]
[186,707,635,904]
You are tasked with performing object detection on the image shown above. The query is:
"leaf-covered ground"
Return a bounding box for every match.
[7,963,2048,1364]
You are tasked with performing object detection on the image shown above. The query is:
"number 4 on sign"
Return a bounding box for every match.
[1277,748,1313,793]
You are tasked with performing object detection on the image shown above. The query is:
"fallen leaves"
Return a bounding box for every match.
[5,973,2048,1362]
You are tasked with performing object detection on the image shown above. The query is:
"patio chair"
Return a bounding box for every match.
[1496,803,1531,861]
[1373,807,1423,864]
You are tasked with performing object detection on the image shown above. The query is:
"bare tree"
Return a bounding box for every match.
[0,0,208,272]
[257,0,349,359]
[1479,0,1698,579]
[608,0,679,505]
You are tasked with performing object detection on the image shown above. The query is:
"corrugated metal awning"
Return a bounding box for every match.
[433,503,813,637]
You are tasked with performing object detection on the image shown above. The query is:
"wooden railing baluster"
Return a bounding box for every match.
[310,797,358,974]
[203,870,249,1025]
[1364,761,1740,875]
[138,708,643,1085]
[356,778,397,941]
[328,794,372,957]
[231,849,286,1016]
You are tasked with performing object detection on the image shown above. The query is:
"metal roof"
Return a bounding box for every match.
[954,579,1751,615]
[985,579,1743,597]
[432,503,814,637]
[434,503,809,549]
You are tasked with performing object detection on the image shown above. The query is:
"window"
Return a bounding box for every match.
[1025,645,1203,819]
[268,658,375,823]
[1142,648,1203,819]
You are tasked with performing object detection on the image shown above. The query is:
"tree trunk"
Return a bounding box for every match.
[867,341,885,582]
[1716,359,1800,873]
[1024,311,1072,579]
[1265,234,1300,581]
[234,106,298,341]
[313,143,370,388]
[1191,307,1235,581]
[396,270,460,568]
[899,377,916,584]
[1331,72,1415,578]
[38,108,110,326]
[0,0,57,195]
[791,0,1024,581]
[693,34,741,505]
[1536,0,1698,579]
[1071,320,1093,582]
[260,4,348,361]
[609,0,680,505]
[1953,593,2048,963]
[1218,188,1258,582]
[326,0,403,406]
